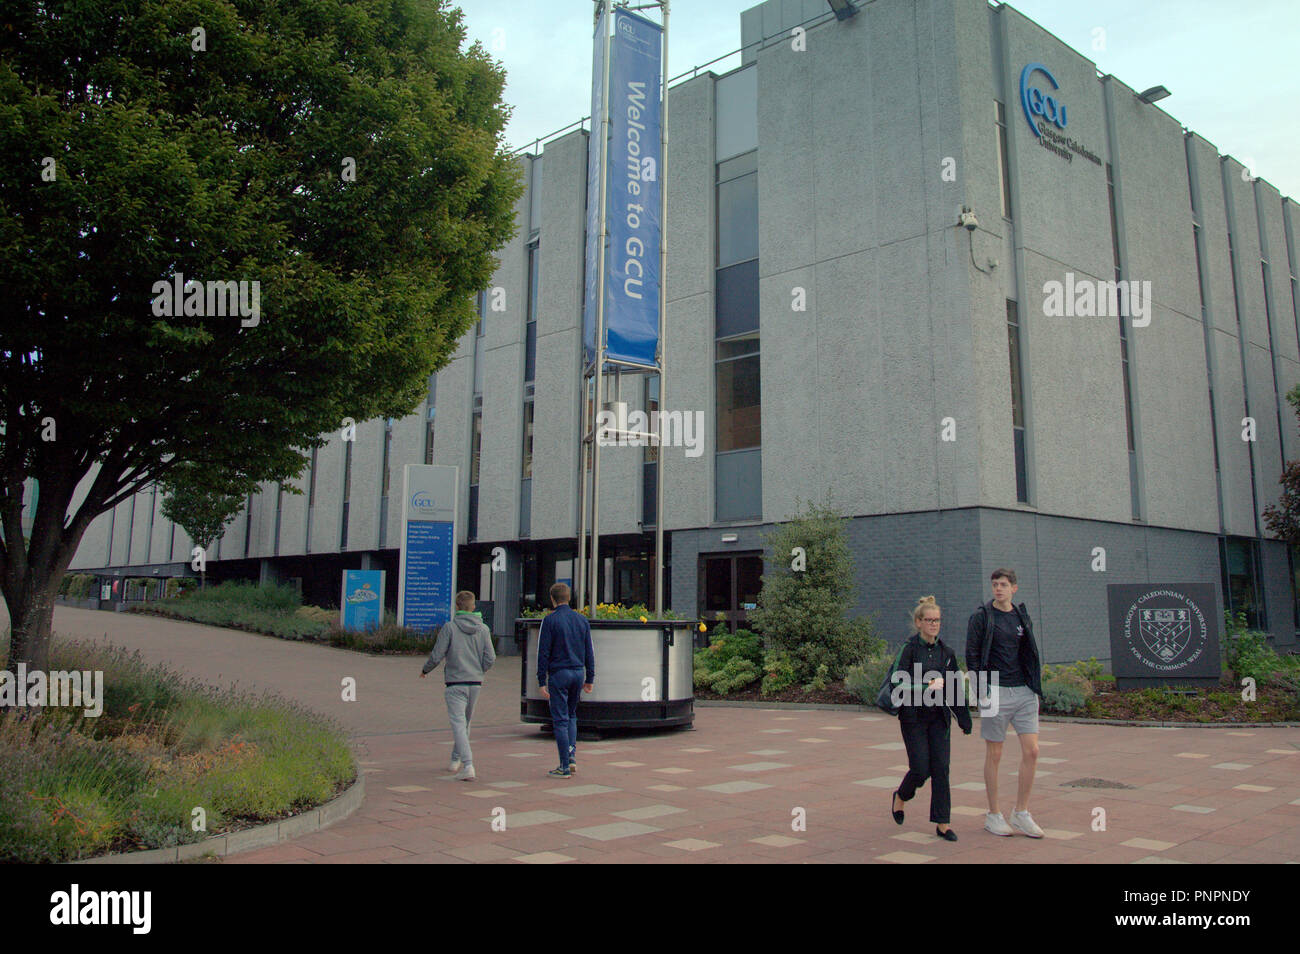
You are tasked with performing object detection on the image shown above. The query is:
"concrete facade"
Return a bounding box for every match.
[68,0,1300,659]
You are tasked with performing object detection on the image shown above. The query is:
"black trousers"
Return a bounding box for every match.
[896,716,952,824]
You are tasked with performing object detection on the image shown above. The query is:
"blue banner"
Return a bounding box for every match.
[402,521,454,632]
[583,7,663,370]
[341,570,385,630]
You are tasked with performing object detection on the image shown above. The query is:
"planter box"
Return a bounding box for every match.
[515,617,696,729]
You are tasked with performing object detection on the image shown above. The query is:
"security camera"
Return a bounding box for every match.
[958,207,979,232]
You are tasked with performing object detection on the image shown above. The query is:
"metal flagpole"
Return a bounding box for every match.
[584,0,614,612]
[654,0,669,617]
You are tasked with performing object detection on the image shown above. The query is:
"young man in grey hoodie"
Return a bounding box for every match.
[420,590,496,781]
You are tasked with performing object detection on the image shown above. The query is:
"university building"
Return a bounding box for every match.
[68,0,1300,661]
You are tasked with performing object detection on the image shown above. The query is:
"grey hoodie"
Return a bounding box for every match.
[421,612,496,684]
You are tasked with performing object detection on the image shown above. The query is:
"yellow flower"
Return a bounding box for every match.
[639,615,648,623]
[698,622,707,632]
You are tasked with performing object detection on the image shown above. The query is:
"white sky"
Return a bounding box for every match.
[455,0,1300,202]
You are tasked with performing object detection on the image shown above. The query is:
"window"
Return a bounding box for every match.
[521,401,534,479]
[1221,537,1264,630]
[526,243,539,382]
[1006,300,1028,503]
[995,100,1013,220]
[470,411,482,487]
[716,334,761,452]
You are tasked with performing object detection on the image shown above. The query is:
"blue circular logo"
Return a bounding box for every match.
[1020,63,1067,138]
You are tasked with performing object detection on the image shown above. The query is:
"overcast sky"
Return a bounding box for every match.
[455,0,1300,202]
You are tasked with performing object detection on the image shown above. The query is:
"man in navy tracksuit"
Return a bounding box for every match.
[536,582,596,778]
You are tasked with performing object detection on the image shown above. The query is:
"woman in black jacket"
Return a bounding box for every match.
[889,595,972,841]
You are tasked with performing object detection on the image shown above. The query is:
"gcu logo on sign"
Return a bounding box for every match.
[410,491,437,511]
[1020,63,1067,138]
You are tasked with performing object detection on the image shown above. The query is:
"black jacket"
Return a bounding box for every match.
[963,600,1043,698]
[891,634,972,733]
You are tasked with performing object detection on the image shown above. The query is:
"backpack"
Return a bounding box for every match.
[874,644,908,716]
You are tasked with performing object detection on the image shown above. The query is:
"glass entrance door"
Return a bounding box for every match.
[699,552,763,639]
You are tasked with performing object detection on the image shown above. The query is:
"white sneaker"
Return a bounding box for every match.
[453,763,477,782]
[1011,809,1043,838]
[984,812,1014,836]
[448,758,463,774]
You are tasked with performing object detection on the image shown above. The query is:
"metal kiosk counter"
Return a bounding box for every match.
[516,617,696,730]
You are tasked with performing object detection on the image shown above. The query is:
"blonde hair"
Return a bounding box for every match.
[911,595,940,633]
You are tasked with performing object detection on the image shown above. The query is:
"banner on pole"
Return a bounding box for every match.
[583,6,663,370]
[398,465,458,633]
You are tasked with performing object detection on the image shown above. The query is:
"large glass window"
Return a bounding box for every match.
[716,334,761,452]
[521,401,534,479]
[526,243,539,382]
[717,170,758,267]
[1221,537,1264,630]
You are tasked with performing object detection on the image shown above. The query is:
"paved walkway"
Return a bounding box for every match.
[14,606,1300,863]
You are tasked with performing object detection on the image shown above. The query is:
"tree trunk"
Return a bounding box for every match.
[3,572,57,678]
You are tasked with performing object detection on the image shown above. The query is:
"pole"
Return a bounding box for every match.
[588,0,614,611]
[654,0,669,617]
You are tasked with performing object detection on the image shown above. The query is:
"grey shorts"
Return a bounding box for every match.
[979,684,1039,742]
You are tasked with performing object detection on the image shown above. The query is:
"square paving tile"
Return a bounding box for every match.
[648,784,685,792]
[1211,762,1251,770]
[681,747,714,753]
[1042,829,1084,840]
[570,821,663,841]
[951,806,986,817]
[462,789,515,799]
[1172,804,1216,814]
[664,838,720,851]
[1175,753,1209,759]
[728,761,792,772]
[1134,856,1188,864]
[613,805,686,821]
[751,835,803,847]
[799,738,831,743]
[700,780,772,794]
[484,810,573,828]
[1266,749,1297,755]
[609,761,645,768]
[854,776,901,789]
[1122,837,1175,851]
[506,752,545,758]
[547,784,621,797]
[653,767,693,775]
[748,749,787,756]
[514,852,574,864]
[1037,757,1067,764]
[761,729,794,734]
[870,742,907,751]
[446,843,521,862]
[876,851,935,864]
[819,726,848,731]
[892,831,937,844]
[953,782,985,791]
[1234,784,1275,792]
[856,716,885,722]
[387,785,432,793]
[487,781,529,789]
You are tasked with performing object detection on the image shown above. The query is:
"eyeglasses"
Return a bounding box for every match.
[921,618,941,624]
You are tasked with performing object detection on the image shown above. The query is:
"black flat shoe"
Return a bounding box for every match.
[936,826,958,842]
[891,791,904,825]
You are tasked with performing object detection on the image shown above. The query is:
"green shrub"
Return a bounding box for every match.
[803,662,831,693]
[1226,630,1281,683]
[844,651,900,705]
[705,658,761,695]
[1041,679,1086,714]
[1047,668,1094,699]
[761,650,798,695]
[747,495,879,683]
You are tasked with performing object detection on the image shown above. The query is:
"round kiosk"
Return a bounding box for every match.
[516,616,696,730]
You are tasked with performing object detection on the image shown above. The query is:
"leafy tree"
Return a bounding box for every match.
[1263,384,1300,545]
[747,494,877,684]
[157,462,247,589]
[0,0,523,675]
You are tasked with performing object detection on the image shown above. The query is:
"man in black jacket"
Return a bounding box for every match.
[965,568,1045,839]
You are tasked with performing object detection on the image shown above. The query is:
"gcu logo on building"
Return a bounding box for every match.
[1020,63,1067,138]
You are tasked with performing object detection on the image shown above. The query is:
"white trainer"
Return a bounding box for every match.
[448,758,463,774]
[453,763,477,782]
[1011,809,1044,838]
[984,812,1014,836]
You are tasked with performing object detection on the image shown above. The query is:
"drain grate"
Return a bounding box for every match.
[1062,777,1136,789]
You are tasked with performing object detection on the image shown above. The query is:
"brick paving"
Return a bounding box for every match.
[20,606,1300,863]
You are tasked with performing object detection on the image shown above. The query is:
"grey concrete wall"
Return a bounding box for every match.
[662,76,714,533]
[530,130,584,540]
